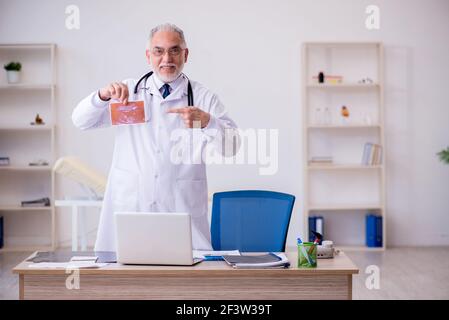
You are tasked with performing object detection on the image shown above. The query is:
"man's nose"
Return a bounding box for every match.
[161,52,173,62]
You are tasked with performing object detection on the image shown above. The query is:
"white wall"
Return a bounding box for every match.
[0,0,448,248]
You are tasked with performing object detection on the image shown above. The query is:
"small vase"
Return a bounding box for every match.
[6,71,20,84]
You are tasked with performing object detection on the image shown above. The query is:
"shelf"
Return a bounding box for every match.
[307,83,379,89]
[303,42,386,250]
[0,44,54,50]
[0,42,56,251]
[308,164,383,170]
[0,166,52,171]
[337,246,385,252]
[308,124,381,129]
[308,204,382,211]
[0,125,53,131]
[303,42,381,48]
[0,206,54,212]
[0,246,53,253]
[0,84,54,90]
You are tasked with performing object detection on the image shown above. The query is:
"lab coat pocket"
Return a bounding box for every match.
[175,179,208,217]
[110,167,139,211]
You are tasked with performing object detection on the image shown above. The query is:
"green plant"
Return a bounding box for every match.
[437,147,449,164]
[3,62,22,71]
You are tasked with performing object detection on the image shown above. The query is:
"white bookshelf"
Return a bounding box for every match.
[302,42,386,251]
[0,43,56,252]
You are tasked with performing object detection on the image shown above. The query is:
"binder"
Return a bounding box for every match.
[315,216,324,244]
[366,214,383,247]
[308,216,316,242]
[375,215,383,247]
[366,214,377,247]
[0,216,3,249]
[222,253,290,269]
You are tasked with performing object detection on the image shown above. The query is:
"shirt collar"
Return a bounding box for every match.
[152,72,185,92]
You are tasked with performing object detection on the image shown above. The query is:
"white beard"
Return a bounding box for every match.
[154,64,184,83]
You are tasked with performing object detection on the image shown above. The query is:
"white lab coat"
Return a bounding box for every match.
[72,74,238,251]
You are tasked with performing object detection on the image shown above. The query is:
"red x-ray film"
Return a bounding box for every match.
[110,100,146,125]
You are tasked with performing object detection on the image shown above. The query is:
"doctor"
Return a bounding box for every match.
[72,23,238,251]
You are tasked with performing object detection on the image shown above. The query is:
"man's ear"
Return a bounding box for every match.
[145,49,151,64]
[184,48,189,63]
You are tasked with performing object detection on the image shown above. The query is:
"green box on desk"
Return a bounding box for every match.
[297,242,317,268]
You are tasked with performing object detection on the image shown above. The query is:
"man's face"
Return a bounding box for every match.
[146,31,189,83]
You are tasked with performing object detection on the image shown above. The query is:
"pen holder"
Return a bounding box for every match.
[297,242,317,268]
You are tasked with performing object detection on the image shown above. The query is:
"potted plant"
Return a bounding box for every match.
[4,61,22,84]
[437,147,449,164]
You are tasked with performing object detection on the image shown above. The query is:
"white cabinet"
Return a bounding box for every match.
[302,42,386,251]
[0,44,56,252]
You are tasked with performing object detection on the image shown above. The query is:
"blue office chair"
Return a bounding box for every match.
[211,190,295,252]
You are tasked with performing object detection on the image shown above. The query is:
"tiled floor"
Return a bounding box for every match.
[1,247,448,299]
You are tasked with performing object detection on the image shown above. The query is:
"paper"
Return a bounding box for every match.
[70,256,98,262]
[110,100,146,125]
[28,261,108,269]
[193,250,240,259]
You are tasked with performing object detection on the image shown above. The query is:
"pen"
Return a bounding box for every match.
[297,237,313,265]
[308,231,323,255]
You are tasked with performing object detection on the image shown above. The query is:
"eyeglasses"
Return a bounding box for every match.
[151,46,184,57]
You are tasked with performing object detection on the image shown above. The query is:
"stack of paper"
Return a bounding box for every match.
[29,261,108,269]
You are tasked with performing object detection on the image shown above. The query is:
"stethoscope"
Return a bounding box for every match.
[133,71,194,106]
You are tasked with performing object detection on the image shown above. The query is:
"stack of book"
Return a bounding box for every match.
[21,197,50,207]
[311,75,343,84]
[0,157,10,166]
[366,214,383,247]
[308,156,333,166]
[361,143,382,165]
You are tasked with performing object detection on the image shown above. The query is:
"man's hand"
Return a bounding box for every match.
[99,82,129,104]
[167,107,210,128]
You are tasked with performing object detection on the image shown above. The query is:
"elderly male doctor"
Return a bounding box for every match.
[72,23,238,251]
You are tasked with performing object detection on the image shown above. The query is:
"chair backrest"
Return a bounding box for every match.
[211,190,295,252]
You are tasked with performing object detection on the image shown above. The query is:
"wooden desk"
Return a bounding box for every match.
[13,252,358,300]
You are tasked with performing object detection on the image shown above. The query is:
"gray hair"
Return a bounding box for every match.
[147,23,187,49]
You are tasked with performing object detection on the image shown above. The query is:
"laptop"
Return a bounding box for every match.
[114,211,203,265]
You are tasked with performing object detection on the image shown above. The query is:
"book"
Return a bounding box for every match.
[362,143,382,165]
[222,253,290,269]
